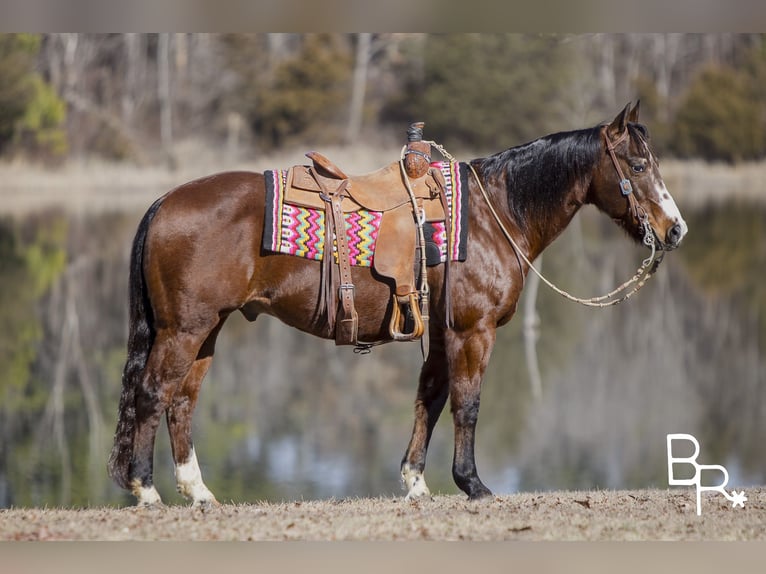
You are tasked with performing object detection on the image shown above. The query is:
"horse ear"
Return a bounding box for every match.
[628,100,640,123]
[607,103,631,137]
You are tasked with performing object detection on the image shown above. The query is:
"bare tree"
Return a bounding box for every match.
[158,33,174,163]
[523,255,543,401]
[122,33,145,128]
[34,257,106,506]
[345,33,372,144]
[596,34,617,109]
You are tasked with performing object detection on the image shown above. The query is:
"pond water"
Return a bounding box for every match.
[0,195,764,508]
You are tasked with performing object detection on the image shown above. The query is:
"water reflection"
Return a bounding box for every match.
[0,199,764,508]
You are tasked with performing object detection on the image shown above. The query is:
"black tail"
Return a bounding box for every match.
[107,197,164,489]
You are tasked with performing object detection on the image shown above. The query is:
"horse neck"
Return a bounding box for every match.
[519,187,587,263]
[474,131,597,260]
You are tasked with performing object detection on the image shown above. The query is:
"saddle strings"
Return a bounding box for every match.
[398,148,431,357]
[427,140,664,309]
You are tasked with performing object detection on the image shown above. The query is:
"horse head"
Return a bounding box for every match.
[591,102,687,251]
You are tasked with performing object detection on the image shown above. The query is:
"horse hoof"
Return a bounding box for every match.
[135,500,165,510]
[404,478,432,501]
[192,497,220,510]
[467,487,493,501]
[405,488,433,502]
[401,465,432,500]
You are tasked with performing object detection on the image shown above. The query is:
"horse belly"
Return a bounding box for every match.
[244,255,395,343]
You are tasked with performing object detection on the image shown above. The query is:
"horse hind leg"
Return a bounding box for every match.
[166,318,227,507]
[129,327,213,506]
[167,357,216,507]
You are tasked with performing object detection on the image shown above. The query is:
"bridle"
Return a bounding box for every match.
[603,127,658,251]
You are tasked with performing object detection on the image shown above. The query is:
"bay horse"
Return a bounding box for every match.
[108,103,687,506]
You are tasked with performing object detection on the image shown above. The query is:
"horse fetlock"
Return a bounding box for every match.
[175,448,217,505]
[401,463,432,500]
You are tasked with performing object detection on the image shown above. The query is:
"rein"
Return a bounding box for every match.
[429,138,664,309]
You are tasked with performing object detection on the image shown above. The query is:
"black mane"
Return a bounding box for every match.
[474,126,603,229]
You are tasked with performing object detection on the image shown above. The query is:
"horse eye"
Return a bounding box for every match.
[631,164,645,173]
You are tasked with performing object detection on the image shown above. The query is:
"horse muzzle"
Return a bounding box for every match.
[662,221,687,251]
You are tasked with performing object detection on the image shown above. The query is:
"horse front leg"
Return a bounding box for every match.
[400,331,449,500]
[448,322,496,500]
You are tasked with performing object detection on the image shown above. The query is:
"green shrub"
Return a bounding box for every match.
[0,34,40,153]
[671,65,764,163]
[380,34,576,152]
[253,34,351,148]
[632,75,671,157]
[0,33,67,160]
[14,75,68,158]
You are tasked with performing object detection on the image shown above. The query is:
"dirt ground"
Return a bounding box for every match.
[1,488,763,541]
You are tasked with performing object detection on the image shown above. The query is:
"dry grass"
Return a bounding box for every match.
[1,489,764,541]
[2,144,765,217]
[661,159,766,207]
[0,142,394,217]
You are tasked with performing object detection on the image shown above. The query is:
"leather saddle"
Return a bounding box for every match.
[284,151,451,348]
[289,152,447,219]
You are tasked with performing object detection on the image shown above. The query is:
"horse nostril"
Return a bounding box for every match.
[667,223,683,246]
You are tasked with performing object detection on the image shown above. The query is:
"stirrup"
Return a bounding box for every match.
[389,292,425,341]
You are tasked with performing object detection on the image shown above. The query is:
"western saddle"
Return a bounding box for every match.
[282,123,453,352]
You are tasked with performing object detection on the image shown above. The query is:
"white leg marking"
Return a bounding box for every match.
[131,479,163,507]
[175,447,218,506]
[401,463,432,500]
